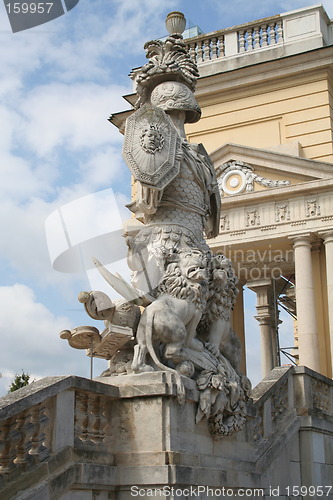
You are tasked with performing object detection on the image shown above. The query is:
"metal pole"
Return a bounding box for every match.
[90,336,93,380]
[273,278,281,366]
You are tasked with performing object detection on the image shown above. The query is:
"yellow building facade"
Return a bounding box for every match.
[183,5,333,379]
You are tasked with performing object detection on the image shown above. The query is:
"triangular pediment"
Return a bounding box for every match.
[210,143,333,198]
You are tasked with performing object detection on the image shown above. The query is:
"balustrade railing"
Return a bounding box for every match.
[0,376,117,482]
[186,4,333,66]
[74,390,111,451]
[238,20,283,53]
[187,34,225,64]
[0,399,53,475]
[185,15,283,65]
[251,366,333,444]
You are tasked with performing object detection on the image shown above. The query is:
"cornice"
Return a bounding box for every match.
[219,177,333,209]
[211,143,333,178]
[194,46,333,105]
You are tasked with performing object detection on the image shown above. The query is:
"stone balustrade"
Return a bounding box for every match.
[0,376,118,494]
[0,368,332,499]
[186,16,283,64]
[74,389,111,451]
[238,19,283,53]
[185,5,332,68]
[251,366,333,445]
[187,33,225,64]
[0,398,52,475]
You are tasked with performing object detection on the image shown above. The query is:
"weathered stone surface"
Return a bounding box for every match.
[0,376,119,420]
[0,367,332,499]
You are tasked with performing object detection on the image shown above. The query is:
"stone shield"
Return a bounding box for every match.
[122,104,182,190]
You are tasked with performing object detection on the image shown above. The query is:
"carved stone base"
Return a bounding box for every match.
[92,368,333,499]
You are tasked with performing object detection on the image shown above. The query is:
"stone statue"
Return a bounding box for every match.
[123,89,220,293]
[60,11,251,438]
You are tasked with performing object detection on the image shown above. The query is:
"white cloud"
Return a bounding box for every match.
[0,154,55,203]
[76,145,126,190]
[19,82,127,157]
[0,189,131,293]
[0,284,108,396]
[208,0,333,29]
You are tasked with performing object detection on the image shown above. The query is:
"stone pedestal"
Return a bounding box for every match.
[94,371,258,498]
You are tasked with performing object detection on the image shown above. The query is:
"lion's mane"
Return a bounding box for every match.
[198,255,238,337]
[157,261,208,312]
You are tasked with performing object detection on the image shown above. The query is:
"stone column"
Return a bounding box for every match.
[256,316,274,376]
[247,279,278,377]
[291,235,320,372]
[319,230,333,376]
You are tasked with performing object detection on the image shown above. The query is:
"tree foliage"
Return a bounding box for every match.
[8,371,30,393]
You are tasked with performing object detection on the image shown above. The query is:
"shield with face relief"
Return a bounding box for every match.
[122,104,182,190]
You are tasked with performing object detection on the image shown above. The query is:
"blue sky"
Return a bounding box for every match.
[0,0,332,395]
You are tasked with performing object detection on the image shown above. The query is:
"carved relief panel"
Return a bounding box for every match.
[245,208,260,227]
[275,202,290,222]
[306,198,321,217]
[220,213,230,231]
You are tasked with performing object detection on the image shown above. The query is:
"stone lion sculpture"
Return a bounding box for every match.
[131,248,209,379]
[198,254,241,372]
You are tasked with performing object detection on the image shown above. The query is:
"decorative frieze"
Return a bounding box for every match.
[271,380,289,425]
[253,409,264,443]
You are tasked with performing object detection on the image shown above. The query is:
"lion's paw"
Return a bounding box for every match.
[188,338,204,351]
[132,364,155,373]
[205,342,220,356]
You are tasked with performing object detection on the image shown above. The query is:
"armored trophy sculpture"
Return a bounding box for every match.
[61,11,251,438]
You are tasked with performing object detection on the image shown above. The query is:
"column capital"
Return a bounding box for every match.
[254,315,274,326]
[288,233,316,249]
[246,278,272,291]
[318,229,333,245]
